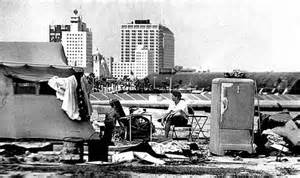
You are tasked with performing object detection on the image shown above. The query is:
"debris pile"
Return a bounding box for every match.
[255,111,300,157]
[0,139,209,166]
[0,142,60,164]
[109,140,209,165]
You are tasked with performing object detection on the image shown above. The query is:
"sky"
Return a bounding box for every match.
[1,0,300,72]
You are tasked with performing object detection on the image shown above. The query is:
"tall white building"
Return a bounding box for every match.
[112,19,174,79]
[61,10,93,73]
[134,45,153,79]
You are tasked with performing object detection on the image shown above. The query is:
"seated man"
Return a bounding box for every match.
[160,90,188,138]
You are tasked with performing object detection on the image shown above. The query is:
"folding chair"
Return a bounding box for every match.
[171,107,209,141]
[171,107,195,140]
[171,123,192,140]
[189,113,209,140]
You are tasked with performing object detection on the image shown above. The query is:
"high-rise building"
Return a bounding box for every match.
[113,19,174,79]
[50,9,93,73]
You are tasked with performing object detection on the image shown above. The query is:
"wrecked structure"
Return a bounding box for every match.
[0,42,94,140]
[0,57,299,176]
[256,111,300,156]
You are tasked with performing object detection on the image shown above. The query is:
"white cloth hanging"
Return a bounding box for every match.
[48,75,81,120]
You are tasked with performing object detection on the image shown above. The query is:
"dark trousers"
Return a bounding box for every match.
[102,121,115,144]
[165,115,188,138]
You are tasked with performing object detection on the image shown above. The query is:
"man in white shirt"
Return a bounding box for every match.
[160,90,188,138]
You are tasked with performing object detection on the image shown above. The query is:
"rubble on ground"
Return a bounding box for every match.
[255,111,300,156]
[0,110,300,176]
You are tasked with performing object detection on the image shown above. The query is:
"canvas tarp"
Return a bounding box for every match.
[0,42,94,140]
[0,42,68,66]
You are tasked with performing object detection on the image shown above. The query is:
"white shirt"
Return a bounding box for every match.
[167,99,188,115]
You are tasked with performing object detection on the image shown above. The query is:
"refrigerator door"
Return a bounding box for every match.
[220,82,254,130]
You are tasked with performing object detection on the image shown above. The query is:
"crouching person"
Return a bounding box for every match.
[160,90,188,138]
[102,99,126,145]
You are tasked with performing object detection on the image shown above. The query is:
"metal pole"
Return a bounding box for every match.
[153,76,156,89]
[129,116,132,142]
[169,77,172,92]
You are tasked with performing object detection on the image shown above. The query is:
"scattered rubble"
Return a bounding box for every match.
[255,111,300,157]
[0,110,300,176]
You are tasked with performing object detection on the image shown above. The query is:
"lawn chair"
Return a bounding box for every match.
[189,109,209,140]
[171,106,208,141]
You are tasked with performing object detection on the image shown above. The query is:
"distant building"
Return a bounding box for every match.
[174,65,183,72]
[49,9,93,73]
[49,25,70,42]
[134,45,153,79]
[113,19,174,79]
[178,68,197,73]
[106,57,114,78]
[112,62,134,79]
[159,68,176,74]
[93,49,111,78]
[93,50,103,78]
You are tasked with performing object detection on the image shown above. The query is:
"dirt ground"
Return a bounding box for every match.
[1,136,300,177]
[0,162,274,177]
[0,156,299,177]
[1,109,300,177]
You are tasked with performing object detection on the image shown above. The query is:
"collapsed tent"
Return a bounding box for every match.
[0,42,95,140]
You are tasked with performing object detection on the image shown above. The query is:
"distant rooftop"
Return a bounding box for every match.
[130,19,151,24]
